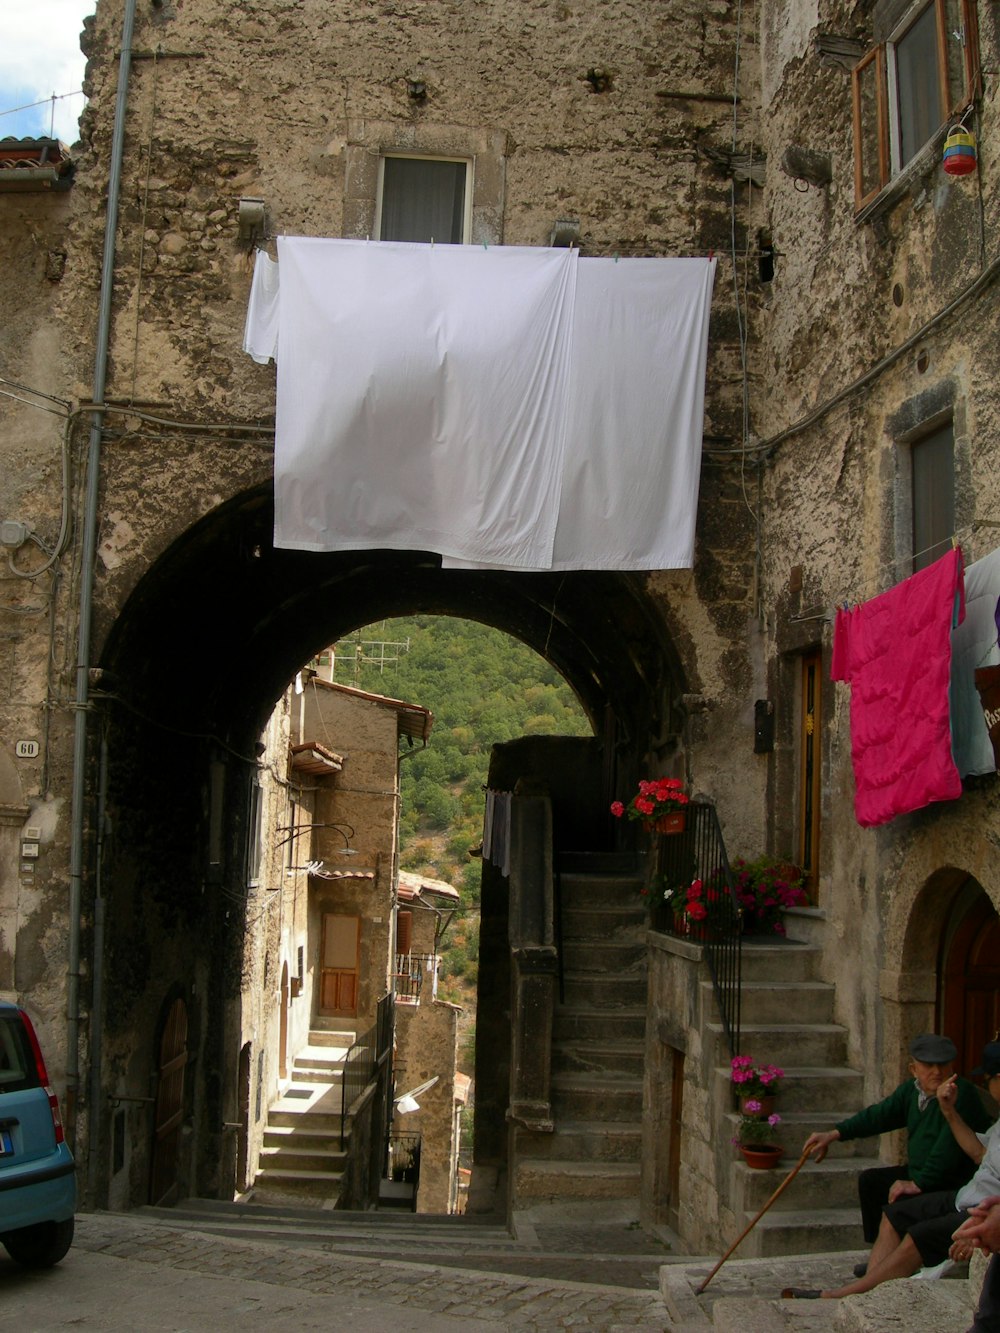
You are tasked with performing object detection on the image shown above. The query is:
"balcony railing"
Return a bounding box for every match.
[393,953,438,1005]
[651,801,742,1058]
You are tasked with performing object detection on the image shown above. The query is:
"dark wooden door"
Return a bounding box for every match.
[941,894,1000,1076]
[319,914,360,1017]
[149,997,187,1205]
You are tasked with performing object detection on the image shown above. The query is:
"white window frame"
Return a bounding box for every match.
[375,154,474,245]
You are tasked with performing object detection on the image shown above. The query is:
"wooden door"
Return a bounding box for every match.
[940,893,1000,1076]
[149,997,187,1205]
[319,914,360,1017]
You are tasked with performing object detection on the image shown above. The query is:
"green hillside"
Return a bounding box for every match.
[326,615,591,1005]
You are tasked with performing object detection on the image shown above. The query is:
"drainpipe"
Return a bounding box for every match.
[86,734,109,1201]
[66,0,139,1144]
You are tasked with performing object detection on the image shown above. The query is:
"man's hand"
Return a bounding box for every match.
[802,1129,840,1163]
[937,1073,959,1112]
[952,1198,1000,1255]
[888,1178,922,1203]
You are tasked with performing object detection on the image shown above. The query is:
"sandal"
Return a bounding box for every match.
[781,1288,822,1300]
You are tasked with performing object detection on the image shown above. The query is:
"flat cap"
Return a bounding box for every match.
[909,1033,958,1063]
[972,1042,1000,1078]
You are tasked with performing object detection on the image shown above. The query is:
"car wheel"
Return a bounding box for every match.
[2,1217,74,1268]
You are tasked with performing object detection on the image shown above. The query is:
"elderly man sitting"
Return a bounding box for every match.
[802,1033,992,1247]
[783,1041,1000,1302]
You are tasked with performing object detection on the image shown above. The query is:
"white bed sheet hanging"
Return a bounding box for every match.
[244,238,716,571]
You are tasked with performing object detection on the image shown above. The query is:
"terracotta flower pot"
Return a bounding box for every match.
[739,1094,776,1118]
[738,1143,783,1169]
[650,810,685,835]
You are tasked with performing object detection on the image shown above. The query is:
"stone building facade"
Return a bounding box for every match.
[0,0,997,1245]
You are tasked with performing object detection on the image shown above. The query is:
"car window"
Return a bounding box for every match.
[0,1015,41,1093]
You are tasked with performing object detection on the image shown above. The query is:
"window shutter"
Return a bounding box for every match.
[397,910,413,955]
[852,45,889,210]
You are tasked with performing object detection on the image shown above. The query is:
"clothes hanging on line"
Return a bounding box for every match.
[831,547,965,827]
[950,544,1000,777]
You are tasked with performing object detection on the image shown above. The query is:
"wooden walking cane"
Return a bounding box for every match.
[695,1146,812,1294]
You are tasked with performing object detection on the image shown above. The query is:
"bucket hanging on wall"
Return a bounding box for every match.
[943,126,977,177]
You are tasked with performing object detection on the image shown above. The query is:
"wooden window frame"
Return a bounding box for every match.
[851,0,979,212]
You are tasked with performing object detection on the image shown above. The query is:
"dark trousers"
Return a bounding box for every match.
[970,1255,1000,1333]
[858,1164,910,1242]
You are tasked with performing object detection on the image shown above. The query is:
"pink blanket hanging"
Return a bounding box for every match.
[831,547,965,827]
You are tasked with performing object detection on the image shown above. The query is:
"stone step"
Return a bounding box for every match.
[560,905,647,940]
[732,980,835,1026]
[253,1165,344,1197]
[266,1106,343,1133]
[262,1124,344,1153]
[556,875,645,908]
[729,1152,875,1212]
[551,1072,643,1120]
[513,1158,641,1203]
[716,1022,849,1068]
[742,1207,865,1257]
[258,1144,348,1173]
[561,940,647,973]
[561,973,648,1006]
[153,1199,510,1237]
[307,1030,355,1049]
[553,1005,647,1043]
[553,1039,645,1078]
[738,942,820,983]
[516,1120,642,1163]
[713,1065,867,1118]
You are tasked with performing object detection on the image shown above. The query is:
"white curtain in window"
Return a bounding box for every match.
[245,238,716,571]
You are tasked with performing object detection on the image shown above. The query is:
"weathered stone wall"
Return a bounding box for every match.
[752,0,1000,1093]
[394,996,462,1214]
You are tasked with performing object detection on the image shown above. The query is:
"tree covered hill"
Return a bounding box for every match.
[328,615,591,898]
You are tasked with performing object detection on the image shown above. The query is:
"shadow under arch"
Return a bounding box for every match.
[90,483,692,1205]
[896,866,1000,1076]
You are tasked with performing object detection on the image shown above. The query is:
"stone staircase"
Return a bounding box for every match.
[708,935,878,1257]
[252,1025,354,1203]
[136,1195,675,1290]
[512,868,647,1210]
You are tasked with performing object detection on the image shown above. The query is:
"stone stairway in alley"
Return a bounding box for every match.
[136,1196,676,1290]
[512,866,647,1211]
[707,933,876,1257]
[252,1024,353,1203]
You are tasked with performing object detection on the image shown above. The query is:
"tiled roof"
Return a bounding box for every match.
[0,137,74,191]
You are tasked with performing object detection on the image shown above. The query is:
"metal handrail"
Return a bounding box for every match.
[652,802,742,1058]
[393,952,437,1003]
[340,992,394,1141]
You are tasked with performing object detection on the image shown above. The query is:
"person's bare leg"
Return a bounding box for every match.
[819,1235,923,1298]
[862,1214,904,1276]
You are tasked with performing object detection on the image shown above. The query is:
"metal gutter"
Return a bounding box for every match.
[66,0,139,1147]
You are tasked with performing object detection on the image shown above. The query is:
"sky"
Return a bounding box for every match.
[1,2,93,144]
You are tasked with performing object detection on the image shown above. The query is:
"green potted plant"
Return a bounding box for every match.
[733,1101,784,1167]
[731,856,807,935]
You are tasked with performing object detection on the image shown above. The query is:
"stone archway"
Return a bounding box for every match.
[89,484,691,1202]
[892,866,1000,1077]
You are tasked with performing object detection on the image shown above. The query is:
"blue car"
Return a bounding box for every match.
[0,1001,76,1267]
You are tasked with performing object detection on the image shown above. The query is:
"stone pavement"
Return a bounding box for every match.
[2,1209,671,1331]
[0,1208,984,1331]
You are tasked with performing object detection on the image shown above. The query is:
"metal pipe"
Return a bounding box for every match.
[86,734,109,1202]
[66,0,139,1142]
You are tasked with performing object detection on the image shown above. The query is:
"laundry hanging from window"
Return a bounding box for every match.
[243,238,716,571]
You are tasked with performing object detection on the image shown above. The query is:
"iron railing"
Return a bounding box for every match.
[386,1132,421,1183]
[651,801,742,1058]
[341,992,394,1140]
[393,952,437,1004]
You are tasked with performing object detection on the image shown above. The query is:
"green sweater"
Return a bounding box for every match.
[835,1077,993,1192]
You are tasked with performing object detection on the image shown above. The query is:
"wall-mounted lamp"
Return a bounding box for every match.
[549,218,580,248]
[238,196,267,244]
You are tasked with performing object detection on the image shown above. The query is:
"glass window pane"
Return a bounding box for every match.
[895,4,942,165]
[943,0,971,107]
[855,52,884,201]
[381,158,467,244]
[912,422,954,572]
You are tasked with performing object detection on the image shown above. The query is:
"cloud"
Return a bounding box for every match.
[0,2,92,144]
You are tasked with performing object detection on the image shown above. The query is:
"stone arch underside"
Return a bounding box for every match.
[88,484,691,1204]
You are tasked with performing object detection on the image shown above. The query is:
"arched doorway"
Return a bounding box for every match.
[149,996,188,1205]
[93,486,687,1202]
[939,883,1000,1075]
